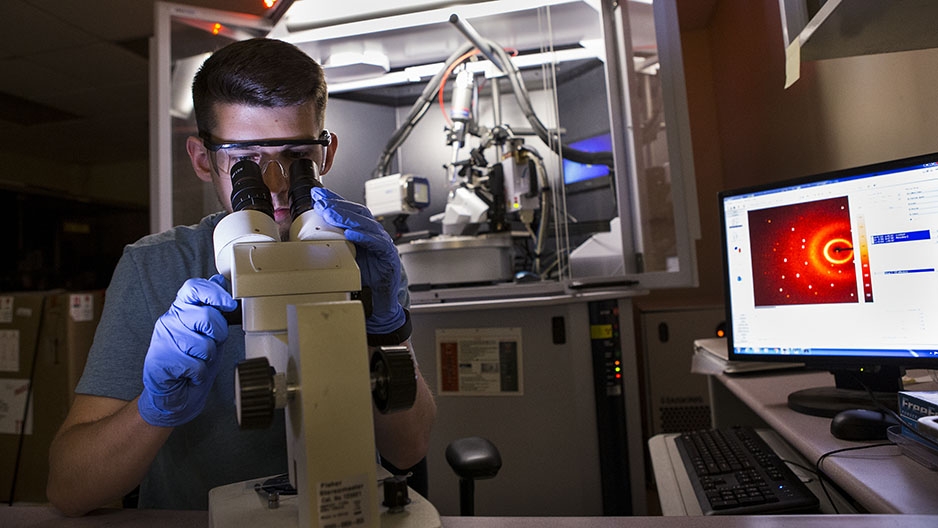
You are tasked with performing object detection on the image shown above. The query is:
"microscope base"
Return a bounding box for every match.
[208,467,442,528]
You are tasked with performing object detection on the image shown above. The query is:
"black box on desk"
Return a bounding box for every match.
[0,291,104,503]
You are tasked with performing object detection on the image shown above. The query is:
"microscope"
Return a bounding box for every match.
[206,158,441,528]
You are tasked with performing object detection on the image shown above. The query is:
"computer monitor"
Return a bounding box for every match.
[719,152,938,417]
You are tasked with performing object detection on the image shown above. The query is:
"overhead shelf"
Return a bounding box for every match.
[791,0,938,61]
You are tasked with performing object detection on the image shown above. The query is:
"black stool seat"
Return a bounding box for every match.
[445,436,501,515]
[445,436,501,479]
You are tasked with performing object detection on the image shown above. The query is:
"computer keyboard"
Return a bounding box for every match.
[673,426,820,515]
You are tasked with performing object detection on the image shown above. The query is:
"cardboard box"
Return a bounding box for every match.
[899,390,938,436]
[0,290,104,504]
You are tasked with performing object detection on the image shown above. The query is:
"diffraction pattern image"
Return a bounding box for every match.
[748,196,859,306]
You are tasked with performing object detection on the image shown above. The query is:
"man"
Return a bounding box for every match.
[46,38,436,516]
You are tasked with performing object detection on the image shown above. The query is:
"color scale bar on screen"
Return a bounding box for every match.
[858,217,873,302]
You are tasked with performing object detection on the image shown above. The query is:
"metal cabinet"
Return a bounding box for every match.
[638,305,724,437]
[410,291,646,516]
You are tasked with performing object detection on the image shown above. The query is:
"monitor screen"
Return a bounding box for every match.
[562,133,612,184]
[719,152,938,416]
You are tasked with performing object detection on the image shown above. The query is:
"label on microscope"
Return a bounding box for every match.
[318,472,370,528]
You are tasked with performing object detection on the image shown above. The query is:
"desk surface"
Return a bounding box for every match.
[711,369,938,514]
[2,506,937,528]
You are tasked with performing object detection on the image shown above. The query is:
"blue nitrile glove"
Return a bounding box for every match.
[138,274,238,427]
[311,187,407,338]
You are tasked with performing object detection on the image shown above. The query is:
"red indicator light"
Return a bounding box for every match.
[211,23,222,35]
[615,373,622,379]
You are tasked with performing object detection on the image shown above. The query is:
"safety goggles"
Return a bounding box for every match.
[200,130,331,177]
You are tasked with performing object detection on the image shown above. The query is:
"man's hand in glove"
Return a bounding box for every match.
[138,274,238,427]
[311,187,408,340]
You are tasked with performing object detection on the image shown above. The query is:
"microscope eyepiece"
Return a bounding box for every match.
[230,159,275,218]
[288,158,322,220]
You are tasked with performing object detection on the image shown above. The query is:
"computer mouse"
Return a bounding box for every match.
[830,408,900,441]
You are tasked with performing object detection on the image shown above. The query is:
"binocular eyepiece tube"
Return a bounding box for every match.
[229,160,275,218]
[288,158,322,221]
[228,158,323,220]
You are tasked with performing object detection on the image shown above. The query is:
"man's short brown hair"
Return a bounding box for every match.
[192,38,328,136]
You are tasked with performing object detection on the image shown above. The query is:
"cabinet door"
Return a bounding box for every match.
[601,0,700,288]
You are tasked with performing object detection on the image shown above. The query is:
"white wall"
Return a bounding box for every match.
[810,47,938,170]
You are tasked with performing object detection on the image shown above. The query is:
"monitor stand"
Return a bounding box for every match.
[787,366,903,418]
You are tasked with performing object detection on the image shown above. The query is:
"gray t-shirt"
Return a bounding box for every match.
[75,212,299,509]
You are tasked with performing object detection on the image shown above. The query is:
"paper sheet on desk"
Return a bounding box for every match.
[691,343,727,375]
[692,337,804,375]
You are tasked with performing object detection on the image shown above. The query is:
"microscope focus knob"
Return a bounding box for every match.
[371,346,417,414]
[235,357,275,429]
